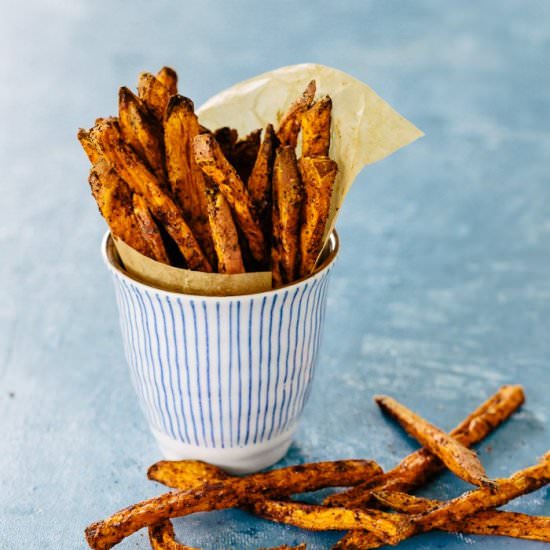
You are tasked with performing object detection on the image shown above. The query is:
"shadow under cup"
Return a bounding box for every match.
[102,232,339,473]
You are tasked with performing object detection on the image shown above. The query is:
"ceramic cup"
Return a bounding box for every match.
[102,231,339,473]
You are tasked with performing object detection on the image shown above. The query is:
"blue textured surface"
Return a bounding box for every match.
[1,1,549,548]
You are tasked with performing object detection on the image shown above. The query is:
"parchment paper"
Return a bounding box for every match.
[198,63,424,240]
[114,236,272,296]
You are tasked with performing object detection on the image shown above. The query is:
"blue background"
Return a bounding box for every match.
[1,1,549,548]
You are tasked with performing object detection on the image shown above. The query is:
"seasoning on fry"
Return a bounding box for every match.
[164,95,214,264]
[301,95,332,157]
[193,132,266,265]
[89,117,211,272]
[272,146,303,283]
[298,156,337,277]
[138,72,171,120]
[326,384,525,508]
[85,460,382,550]
[277,80,316,147]
[204,183,245,274]
[118,86,166,182]
[132,193,169,264]
[375,394,493,488]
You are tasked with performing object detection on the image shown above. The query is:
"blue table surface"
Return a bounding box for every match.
[1,1,549,548]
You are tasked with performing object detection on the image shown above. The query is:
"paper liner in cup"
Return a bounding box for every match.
[112,236,272,296]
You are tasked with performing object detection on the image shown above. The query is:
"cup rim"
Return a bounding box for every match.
[101,230,339,301]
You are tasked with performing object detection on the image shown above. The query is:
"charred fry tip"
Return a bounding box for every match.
[157,66,178,81]
[118,85,137,104]
[146,463,159,479]
[165,94,195,118]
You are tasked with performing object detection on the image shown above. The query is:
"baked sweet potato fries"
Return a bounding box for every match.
[85,384,549,549]
[79,67,338,285]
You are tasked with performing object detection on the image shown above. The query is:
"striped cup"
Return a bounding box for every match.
[102,232,338,473]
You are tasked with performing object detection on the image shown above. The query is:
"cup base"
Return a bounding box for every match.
[151,426,296,474]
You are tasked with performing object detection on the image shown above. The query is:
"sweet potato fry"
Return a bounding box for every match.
[164,95,214,264]
[148,459,404,543]
[447,510,550,541]
[415,452,550,531]
[88,160,151,257]
[138,72,171,120]
[193,133,266,264]
[337,453,550,549]
[326,385,525,508]
[373,490,550,541]
[132,193,169,264]
[301,96,332,157]
[149,520,197,550]
[85,460,382,549]
[253,500,408,542]
[375,395,493,488]
[248,124,277,226]
[271,199,283,288]
[78,128,102,164]
[205,183,245,273]
[298,156,337,277]
[118,86,165,182]
[156,66,178,96]
[277,80,316,147]
[147,460,229,488]
[89,118,211,272]
[272,146,303,283]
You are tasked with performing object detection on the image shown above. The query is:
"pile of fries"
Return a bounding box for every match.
[84,385,550,549]
[78,67,337,287]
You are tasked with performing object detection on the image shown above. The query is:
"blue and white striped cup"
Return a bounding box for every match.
[102,232,338,473]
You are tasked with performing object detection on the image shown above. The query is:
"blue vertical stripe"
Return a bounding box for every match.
[294,278,322,420]
[202,302,215,448]
[132,286,167,433]
[277,286,301,432]
[301,278,327,411]
[215,302,224,448]
[254,296,268,444]
[290,279,318,425]
[156,295,184,442]
[304,278,327,409]
[259,294,279,442]
[244,299,254,445]
[267,290,289,440]
[119,280,151,425]
[125,281,163,430]
[236,301,243,445]
[190,301,207,446]
[145,292,175,439]
[166,296,191,444]
[116,283,146,422]
[177,301,200,447]
[228,301,234,446]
